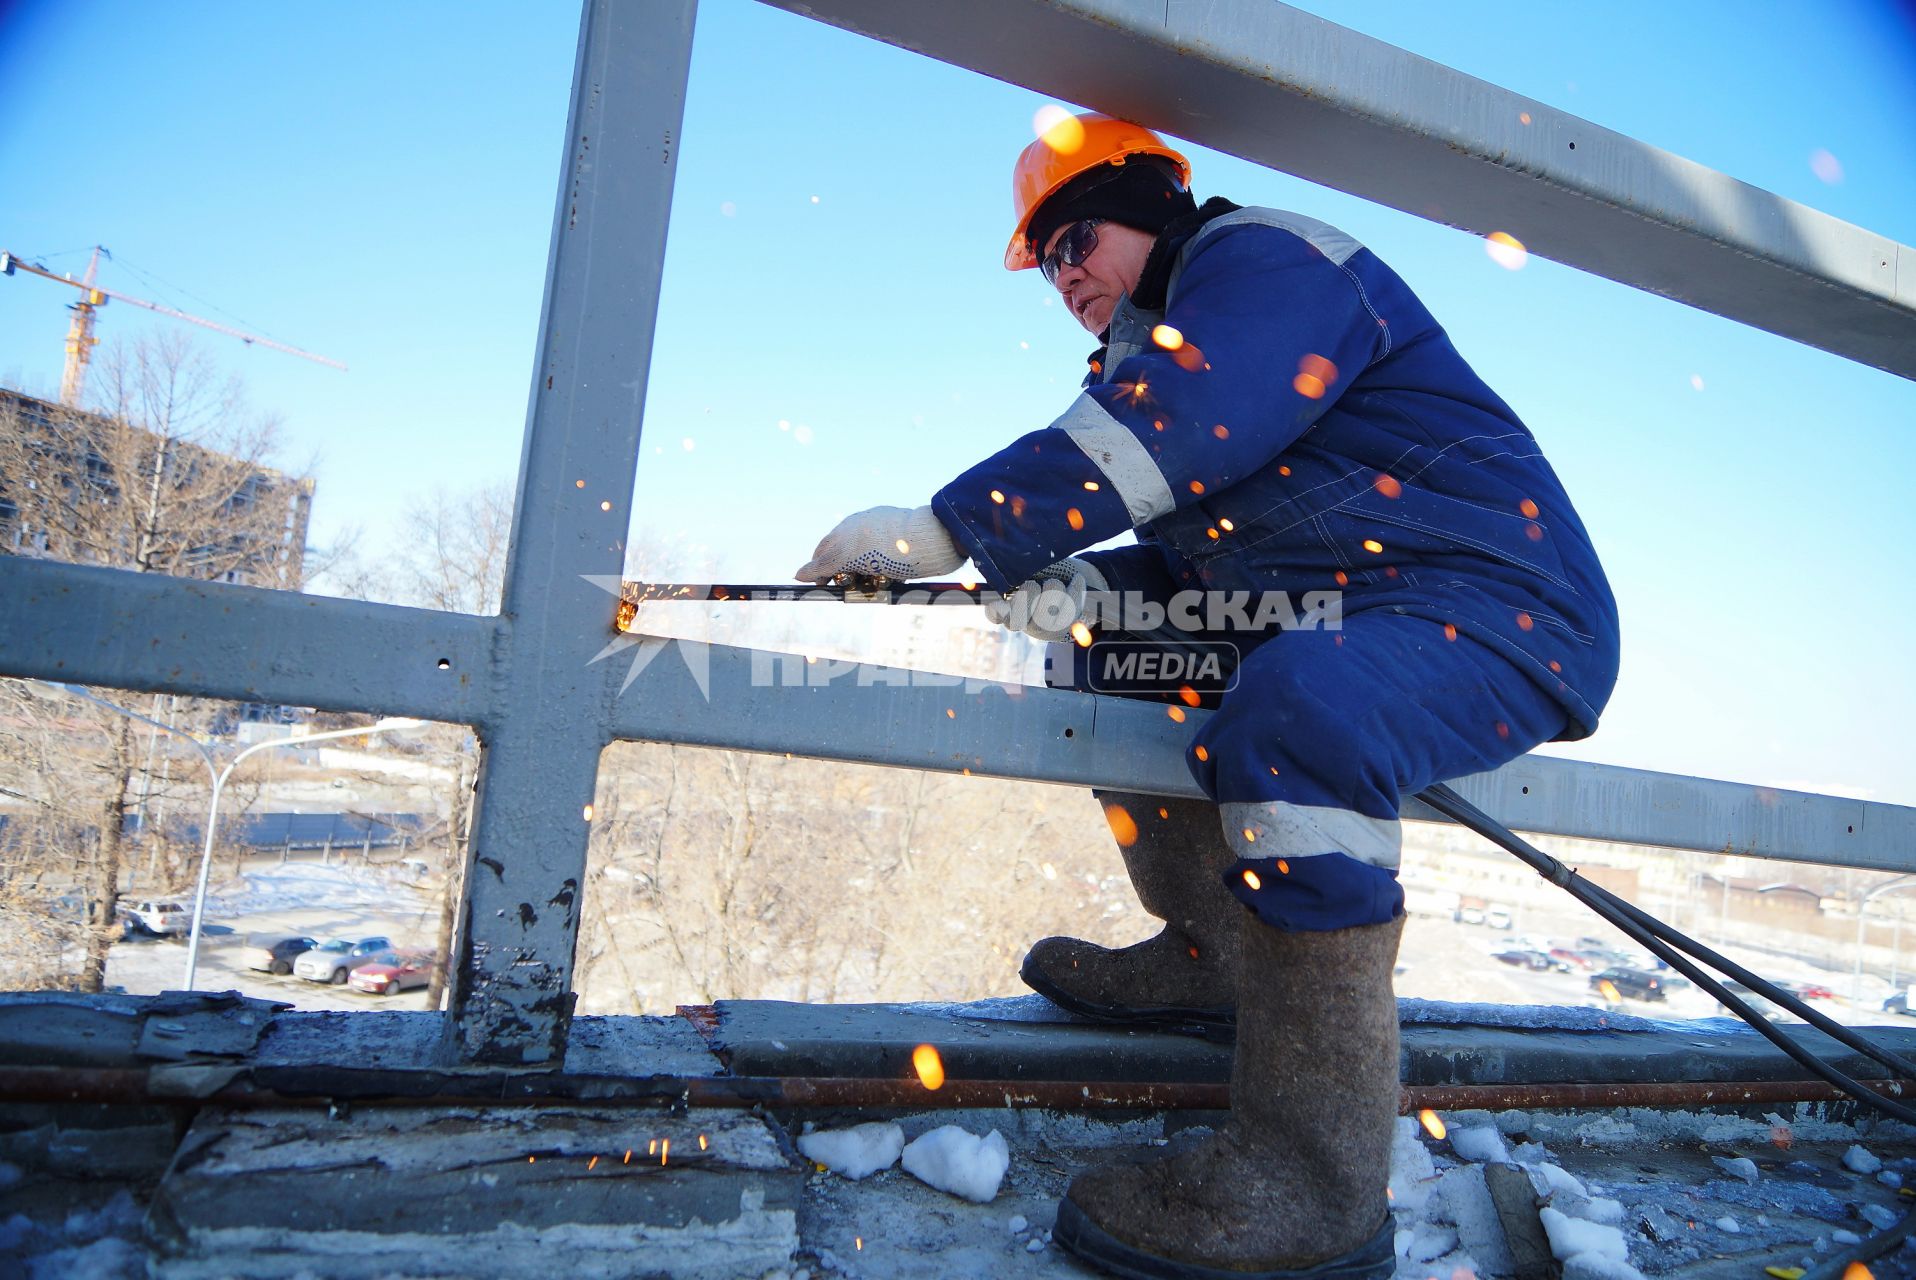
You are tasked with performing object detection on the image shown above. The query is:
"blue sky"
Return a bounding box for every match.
[2,1,1913,805]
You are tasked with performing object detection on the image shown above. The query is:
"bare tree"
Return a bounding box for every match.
[0,334,310,991]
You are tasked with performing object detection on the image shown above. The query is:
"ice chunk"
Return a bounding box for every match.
[1880,1170,1904,1189]
[1832,1229,1863,1245]
[1536,1162,1588,1198]
[1711,1156,1759,1184]
[1007,1214,1028,1234]
[1449,1125,1510,1164]
[1511,1140,1556,1166]
[1714,1216,1739,1233]
[1432,1165,1513,1275]
[796,1121,904,1180]
[1861,1203,1898,1230]
[1025,1237,1046,1253]
[1540,1207,1629,1262]
[901,1125,1009,1203]
[1496,1110,1533,1135]
[1844,1144,1883,1174]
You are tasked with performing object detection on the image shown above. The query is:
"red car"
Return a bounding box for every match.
[348,951,434,996]
[1549,948,1598,970]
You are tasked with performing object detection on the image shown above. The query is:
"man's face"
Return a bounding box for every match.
[1043,220,1156,337]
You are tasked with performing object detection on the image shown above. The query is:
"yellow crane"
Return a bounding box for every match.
[0,245,346,406]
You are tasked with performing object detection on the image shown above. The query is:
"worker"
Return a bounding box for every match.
[796,113,1619,1279]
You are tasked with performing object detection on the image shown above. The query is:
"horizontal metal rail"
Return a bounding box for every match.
[610,635,1916,870]
[763,0,1915,381]
[0,555,502,728]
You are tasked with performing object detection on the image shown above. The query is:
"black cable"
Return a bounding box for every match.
[1420,782,1916,1127]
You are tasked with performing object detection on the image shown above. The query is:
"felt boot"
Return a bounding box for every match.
[1021,793,1241,1028]
[1054,914,1405,1279]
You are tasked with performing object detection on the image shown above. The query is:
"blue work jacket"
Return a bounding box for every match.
[933,205,1619,739]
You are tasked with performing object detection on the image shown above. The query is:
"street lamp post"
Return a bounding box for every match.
[1853,873,1916,1011]
[31,682,423,991]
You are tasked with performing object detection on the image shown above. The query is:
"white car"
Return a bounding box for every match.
[122,899,190,938]
[292,937,393,985]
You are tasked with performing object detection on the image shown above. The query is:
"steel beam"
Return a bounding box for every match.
[761,0,1916,381]
[439,0,698,1066]
[610,639,1916,871]
[0,556,500,727]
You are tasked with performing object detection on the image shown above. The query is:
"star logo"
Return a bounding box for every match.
[580,575,714,701]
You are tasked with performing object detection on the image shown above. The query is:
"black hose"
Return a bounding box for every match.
[1419,782,1916,1127]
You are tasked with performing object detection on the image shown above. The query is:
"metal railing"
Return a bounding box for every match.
[2,0,1912,1066]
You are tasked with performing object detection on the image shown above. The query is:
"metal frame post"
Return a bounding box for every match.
[438,0,699,1066]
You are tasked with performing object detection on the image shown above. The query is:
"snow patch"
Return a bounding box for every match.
[900,1126,1008,1203]
[1539,1206,1629,1261]
[1713,1215,1739,1233]
[1447,1125,1509,1164]
[1430,1164,1513,1275]
[1710,1155,1759,1184]
[795,1122,903,1181]
[1388,1116,1438,1216]
[1861,1203,1899,1231]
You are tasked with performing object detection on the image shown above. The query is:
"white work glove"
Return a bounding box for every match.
[794,505,966,583]
[985,557,1110,642]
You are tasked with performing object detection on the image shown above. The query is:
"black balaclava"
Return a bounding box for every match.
[1025,155,1197,266]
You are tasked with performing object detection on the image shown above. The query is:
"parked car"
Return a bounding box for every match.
[121,899,190,938]
[293,937,393,985]
[1484,906,1514,931]
[348,951,435,996]
[1458,906,1486,926]
[1493,949,1550,970]
[245,935,318,976]
[1883,992,1916,1017]
[1549,947,1599,970]
[1590,966,1666,1002]
[1779,980,1836,1001]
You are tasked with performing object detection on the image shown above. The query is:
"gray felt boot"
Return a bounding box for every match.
[1054,914,1405,1279]
[1020,793,1242,1028]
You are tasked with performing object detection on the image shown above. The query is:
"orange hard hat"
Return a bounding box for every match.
[1005,113,1191,271]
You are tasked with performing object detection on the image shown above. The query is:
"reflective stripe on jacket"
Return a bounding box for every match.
[933,206,1620,738]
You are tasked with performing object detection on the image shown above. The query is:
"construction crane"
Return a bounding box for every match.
[0,245,346,406]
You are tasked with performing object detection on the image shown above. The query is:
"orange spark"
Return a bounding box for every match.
[1598,978,1622,1002]
[1516,612,1534,631]
[699,1134,709,1151]
[1151,324,1185,350]
[599,500,612,511]
[1070,621,1094,647]
[1167,706,1186,723]
[1525,523,1543,542]
[582,804,595,822]
[1083,480,1101,491]
[588,1155,599,1170]
[1842,1264,1873,1280]
[1362,539,1384,554]
[1242,869,1262,890]
[1519,111,1532,125]
[1374,474,1402,499]
[990,490,1005,504]
[1067,507,1085,531]
[945,708,955,719]
[1419,1109,1447,1140]
[913,1043,946,1091]
[1180,686,1201,707]
[856,1237,864,1251]
[1206,528,1220,540]
[1009,495,1027,517]
[1277,859,1290,874]
[1519,498,1540,518]
[624,1149,632,1164]
[1495,721,1509,739]
[1293,373,1326,399]
[1242,828,1256,842]
[1548,660,1562,672]
[1334,571,1349,586]
[1189,480,1205,495]
[1485,231,1528,270]
[1194,745,1210,762]
[660,1138,671,1165]
[1105,804,1140,847]
[1212,424,1230,439]
[1444,624,1458,642]
[1278,465,1291,476]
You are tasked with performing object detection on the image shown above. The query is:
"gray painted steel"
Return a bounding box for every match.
[609,639,1916,872]
[761,0,1915,380]
[0,556,500,727]
[438,0,699,1066]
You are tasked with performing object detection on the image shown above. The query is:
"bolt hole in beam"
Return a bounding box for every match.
[437,659,452,670]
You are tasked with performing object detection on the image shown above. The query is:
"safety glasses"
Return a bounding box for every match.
[1040,219,1105,285]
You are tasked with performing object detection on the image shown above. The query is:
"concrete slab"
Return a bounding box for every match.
[145,1105,802,1279]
